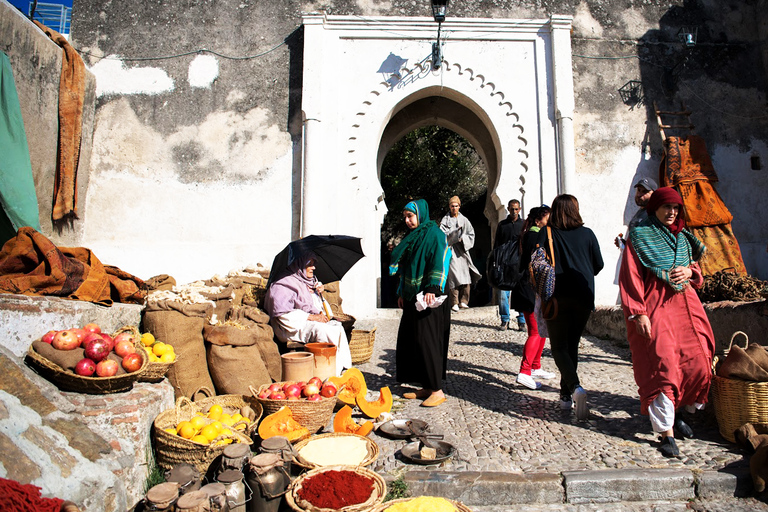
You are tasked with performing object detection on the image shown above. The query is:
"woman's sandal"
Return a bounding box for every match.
[403,389,431,400]
[421,395,447,407]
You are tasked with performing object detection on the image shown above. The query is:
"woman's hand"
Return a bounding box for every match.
[634,314,652,339]
[314,282,325,295]
[669,266,692,285]
[424,292,436,306]
[308,313,329,323]
[397,297,404,309]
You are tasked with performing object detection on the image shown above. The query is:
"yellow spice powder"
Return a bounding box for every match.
[385,496,456,512]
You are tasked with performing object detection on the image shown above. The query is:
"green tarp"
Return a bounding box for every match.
[0,51,41,245]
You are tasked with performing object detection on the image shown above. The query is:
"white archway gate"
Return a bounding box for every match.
[300,14,575,317]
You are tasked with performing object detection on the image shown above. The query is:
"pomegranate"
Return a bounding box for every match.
[52,330,80,351]
[268,391,286,400]
[72,328,88,346]
[74,358,97,377]
[114,340,136,358]
[283,384,302,399]
[268,382,283,393]
[320,382,338,398]
[306,394,322,402]
[302,382,321,397]
[308,376,323,387]
[258,389,270,399]
[122,353,143,373]
[95,359,119,377]
[113,330,138,347]
[99,333,115,351]
[84,336,111,362]
[41,331,57,344]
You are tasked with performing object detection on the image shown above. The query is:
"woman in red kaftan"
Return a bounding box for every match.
[619,187,715,458]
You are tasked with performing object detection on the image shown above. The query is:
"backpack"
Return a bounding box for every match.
[486,238,522,290]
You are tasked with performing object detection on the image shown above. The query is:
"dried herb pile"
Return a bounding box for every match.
[697,270,768,303]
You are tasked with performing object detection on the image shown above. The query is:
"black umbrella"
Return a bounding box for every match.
[267,235,365,287]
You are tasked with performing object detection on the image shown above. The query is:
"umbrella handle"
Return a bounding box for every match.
[321,297,333,320]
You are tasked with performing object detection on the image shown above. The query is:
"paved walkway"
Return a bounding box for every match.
[344,307,768,510]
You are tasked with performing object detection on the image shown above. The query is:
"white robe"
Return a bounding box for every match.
[269,293,352,375]
[440,213,482,289]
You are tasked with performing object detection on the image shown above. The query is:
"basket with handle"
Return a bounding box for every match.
[711,331,768,442]
[192,387,263,439]
[152,394,254,473]
[349,328,376,365]
[250,384,336,435]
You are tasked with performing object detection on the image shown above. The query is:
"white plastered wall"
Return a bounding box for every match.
[300,15,575,316]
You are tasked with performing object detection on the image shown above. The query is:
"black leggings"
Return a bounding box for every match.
[545,296,592,397]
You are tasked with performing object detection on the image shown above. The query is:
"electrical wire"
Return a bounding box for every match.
[75,40,287,62]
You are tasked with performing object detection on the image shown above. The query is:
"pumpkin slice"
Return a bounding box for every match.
[258,406,309,442]
[356,386,392,418]
[328,368,368,406]
[333,405,374,437]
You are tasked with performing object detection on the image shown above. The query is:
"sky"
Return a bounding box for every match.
[8,0,73,13]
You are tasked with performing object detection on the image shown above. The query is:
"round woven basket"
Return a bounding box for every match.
[128,327,177,383]
[711,331,768,442]
[349,328,376,365]
[333,313,356,342]
[26,342,149,395]
[371,497,472,511]
[252,384,336,434]
[292,433,378,470]
[285,465,386,512]
[193,391,263,439]
[152,396,254,473]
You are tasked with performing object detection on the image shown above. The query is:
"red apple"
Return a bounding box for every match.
[83,323,101,334]
[122,353,143,373]
[84,336,111,362]
[306,394,322,401]
[74,358,96,377]
[114,340,136,358]
[52,330,80,350]
[268,391,286,400]
[41,331,57,344]
[284,384,302,399]
[308,376,323,387]
[320,382,338,398]
[302,383,321,397]
[95,359,119,377]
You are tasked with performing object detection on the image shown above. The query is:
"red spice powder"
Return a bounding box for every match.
[297,470,374,509]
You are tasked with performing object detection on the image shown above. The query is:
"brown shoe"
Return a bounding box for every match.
[403,389,431,400]
[420,395,446,407]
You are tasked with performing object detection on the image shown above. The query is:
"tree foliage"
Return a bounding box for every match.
[380,125,487,243]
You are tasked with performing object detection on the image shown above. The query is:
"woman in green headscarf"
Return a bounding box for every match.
[389,199,452,407]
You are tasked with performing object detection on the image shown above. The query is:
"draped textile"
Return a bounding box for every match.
[0,227,145,305]
[440,212,481,289]
[33,21,86,221]
[659,135,745,274]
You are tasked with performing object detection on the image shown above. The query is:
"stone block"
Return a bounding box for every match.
[404,471,565,505]
[697,468,754,498]
[564,469,695,503]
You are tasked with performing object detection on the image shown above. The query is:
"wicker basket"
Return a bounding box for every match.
[371,497,472,511]
[292,432,379,469]
[193,392,263,438]
[333,313,356,342]
[711,331,768,442]
[285,465,386,512]
[26,342,149,395]
[349,328,376,365]
[153,396,254,472]
[252,384,336,435]
[129,328,177,383]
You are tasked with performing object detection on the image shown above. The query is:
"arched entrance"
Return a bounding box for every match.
[300,14,574,316]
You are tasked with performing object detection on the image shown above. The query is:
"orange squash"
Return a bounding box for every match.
[333,405,374,436]
[355,386,392,419]
[257,406,309,442]
[328,368,368,406]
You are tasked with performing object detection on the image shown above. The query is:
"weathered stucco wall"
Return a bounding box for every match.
[56,0,768,310]
[0,0,96,246]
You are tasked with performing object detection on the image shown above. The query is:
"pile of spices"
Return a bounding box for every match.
[297,469,374,509]
[385,496,456,511]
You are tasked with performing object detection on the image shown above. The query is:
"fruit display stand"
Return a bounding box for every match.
[26,343,149,394]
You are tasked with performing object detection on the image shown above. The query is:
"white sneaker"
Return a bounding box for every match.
[531,369,556,380]
[559,396,573,410]
[459,303,469,309]
[573,386,588,420]
[451,304,459,312]
[516,373,541,390]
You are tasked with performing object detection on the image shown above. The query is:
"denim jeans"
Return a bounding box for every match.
[498,289,525,324]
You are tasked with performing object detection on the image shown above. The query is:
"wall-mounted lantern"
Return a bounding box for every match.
[431,0,449,69]
[678,26,698,48]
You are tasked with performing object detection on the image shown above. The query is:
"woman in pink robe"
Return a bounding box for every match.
[619,187,715,458]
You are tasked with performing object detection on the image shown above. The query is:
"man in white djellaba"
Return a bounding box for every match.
[440,196,482,312]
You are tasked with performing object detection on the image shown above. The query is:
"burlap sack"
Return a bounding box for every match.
[203,324,281,394]
[145,274,176,292]
[718,344,768,382]
[746,343,768,374]
[322,281,343,315]
[143,308,215,399]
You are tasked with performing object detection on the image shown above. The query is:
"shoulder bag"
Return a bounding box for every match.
[529,226,558,320]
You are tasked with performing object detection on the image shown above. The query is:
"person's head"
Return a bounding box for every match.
[292,254,318,280]
[507,199,521,221]
[521,205,551,234]
[646,187,685,234]
[549,194,583,230]
[403,199,429,230]
[633,177,658,208]
[448,196,461,217]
